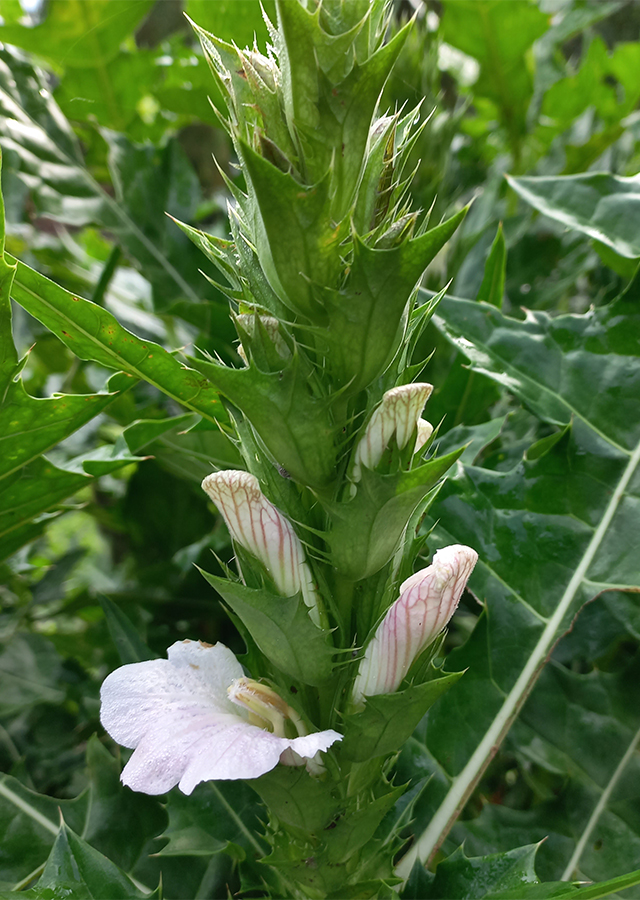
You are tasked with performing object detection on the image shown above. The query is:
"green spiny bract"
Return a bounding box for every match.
[182,2,469,896]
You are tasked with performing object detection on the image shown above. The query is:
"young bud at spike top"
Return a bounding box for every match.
[236,314,290,365]
[351,545,478,705]
[202,471,325,626]
[352,383,433,482]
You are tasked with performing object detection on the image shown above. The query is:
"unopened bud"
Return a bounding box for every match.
[351,545,478,705]
[202,471,325,626]
[236,314,290,365]
[352,383,433,482]
[414,418,434,455]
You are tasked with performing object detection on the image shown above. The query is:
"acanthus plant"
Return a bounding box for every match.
[97,1,478,896]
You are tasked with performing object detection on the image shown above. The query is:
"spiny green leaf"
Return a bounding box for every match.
[9,259,227,425]
[411,843,540,900]
[340,671,464,763]
[36,820,149,899]
[328,446,464,580]
[199,571,334,686]
[190,354,336,489]
[239,143,343,317]
[320,209,467,392]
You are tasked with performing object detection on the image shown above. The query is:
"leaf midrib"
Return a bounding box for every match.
[395,433,640,879]
[11,262,219,426]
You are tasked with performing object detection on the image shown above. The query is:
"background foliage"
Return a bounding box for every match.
[0,0,639,897]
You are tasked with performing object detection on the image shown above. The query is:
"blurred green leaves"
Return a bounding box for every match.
[508,172,640,260]
[1,1,640,897]
[441,0,548,157]
[0,1,153,69]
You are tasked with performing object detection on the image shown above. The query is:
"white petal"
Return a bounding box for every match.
[100,640,243,748]
[289,729,342,758]
[121,715,342,795]
[414,418,434,454]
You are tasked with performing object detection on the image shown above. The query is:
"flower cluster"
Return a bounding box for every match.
[100,468,477,792]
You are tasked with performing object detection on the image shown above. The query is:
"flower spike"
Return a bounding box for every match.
[351,545,478,705]
[202,470,324,626]
[352,383,433,482]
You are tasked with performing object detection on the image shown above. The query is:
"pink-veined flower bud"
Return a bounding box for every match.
[414,418,434,455]
[352,383,433,483]
[351,544,478,705]
[202,470,325,626]
[236,313,290,365]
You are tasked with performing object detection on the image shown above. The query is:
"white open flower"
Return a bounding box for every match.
[351,544,478,705]
[100,640,342,795]
[352,383,433,483]
[202,470,324,626]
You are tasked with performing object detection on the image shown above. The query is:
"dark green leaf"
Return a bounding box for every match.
[158,779,265,859]
[0,737,166,886]
[432,293,640,453]
[36,820,148,899]
[397,287,640,877]
[507,172,640,259]
[99,596,157,665]
[0,633,65,718]
[9,260,227,424]
[419,843,540,900]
